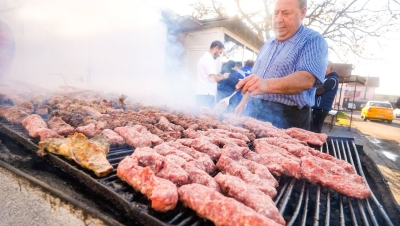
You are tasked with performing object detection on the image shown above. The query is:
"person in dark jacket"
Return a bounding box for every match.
[240,60,254,77]
[311,61,339,133]
[217,60,242,113]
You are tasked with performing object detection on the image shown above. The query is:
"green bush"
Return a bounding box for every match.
[336,111,350,126]
[337,111,348,119]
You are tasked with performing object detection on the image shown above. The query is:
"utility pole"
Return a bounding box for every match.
[363,75,369,99]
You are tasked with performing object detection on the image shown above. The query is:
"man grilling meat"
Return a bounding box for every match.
[235,0,328,130]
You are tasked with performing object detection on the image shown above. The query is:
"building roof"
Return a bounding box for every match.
[162,11,264,50]
[332,63,352,78]
[363,76,379,87]
[339,75,367,86]
[332,63,379,87]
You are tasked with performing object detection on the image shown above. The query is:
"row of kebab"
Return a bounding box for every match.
[0,85,371,226]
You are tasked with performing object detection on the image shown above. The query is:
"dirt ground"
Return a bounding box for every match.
[322,110,400,207]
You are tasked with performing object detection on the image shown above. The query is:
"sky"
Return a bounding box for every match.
[166,0,400,96]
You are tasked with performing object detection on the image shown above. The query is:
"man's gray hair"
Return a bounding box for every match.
[299,0,307,9]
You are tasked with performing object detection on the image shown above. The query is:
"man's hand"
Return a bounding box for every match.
[235,74,268,95]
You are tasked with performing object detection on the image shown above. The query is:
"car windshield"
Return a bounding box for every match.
[369,102,392,108]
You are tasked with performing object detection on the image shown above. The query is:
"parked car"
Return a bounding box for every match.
[361,101,394,123]
[394,108,400,118]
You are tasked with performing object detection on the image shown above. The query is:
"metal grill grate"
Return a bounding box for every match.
[0,120,396,226]
[275,137,395,226]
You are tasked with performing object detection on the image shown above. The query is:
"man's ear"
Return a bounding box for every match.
[301,8,307,20]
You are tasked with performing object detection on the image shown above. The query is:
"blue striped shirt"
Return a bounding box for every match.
[253,25,328,108]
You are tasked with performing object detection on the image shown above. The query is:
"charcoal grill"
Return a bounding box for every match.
[0,118,399,226]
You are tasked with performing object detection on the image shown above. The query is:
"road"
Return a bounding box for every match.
[347,110,400,205]
[348,110,400,142]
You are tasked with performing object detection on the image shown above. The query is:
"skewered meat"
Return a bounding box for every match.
[220,144,278,187]
[114,125,163,148]
[101,129,126,146]
[183,129,248,147]
[47,116,75,136]
[285,127,327,146]
[38,132,113,177]
[165,155,220,192]
[155,116,183,134]
[75,123,102,137]
[301,155,371,199]
[154,142,217,173]
[117,156,178,212]
[35,103,50,115]
[307,149,355,174]
[215,173,285,225]
[141,123,177,142]
[178,184,281,226]
[15,101,34,114]
[133,147,189,186]
[0,105,30,123]
[177,138,221,161]
[154,143,200,167]
[223,114,292,139]
[253,139,301,178]
[160,141,216,173]
[216,156,277,198]
[258,137,355,174]
[21,114,59,140]
[243,151,285,176]
[21,113,48,130]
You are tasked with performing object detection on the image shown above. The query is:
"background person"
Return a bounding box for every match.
[195,40,229,108]
[240,60,254,77]
[235,0,328,130]
[217,60,242,113]
[310,61,339,133]
[235,61,243,72]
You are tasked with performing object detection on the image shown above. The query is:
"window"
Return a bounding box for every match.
[223,34,258,62]
[223,34,244,60]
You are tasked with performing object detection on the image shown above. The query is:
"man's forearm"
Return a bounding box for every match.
[265,71,316,94]
[210,73,228,82]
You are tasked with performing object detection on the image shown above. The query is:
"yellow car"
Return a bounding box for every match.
[361,101,394,123]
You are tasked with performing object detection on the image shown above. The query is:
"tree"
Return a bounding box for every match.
[190,0,400,62]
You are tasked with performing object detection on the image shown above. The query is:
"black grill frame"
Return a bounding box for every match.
[0,119,398,226]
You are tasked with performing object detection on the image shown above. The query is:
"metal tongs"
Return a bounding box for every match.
[214,89,241,114]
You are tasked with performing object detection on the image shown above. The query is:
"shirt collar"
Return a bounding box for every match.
[272,24,304,45]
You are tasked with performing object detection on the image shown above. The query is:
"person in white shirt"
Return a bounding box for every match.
[195,40,229,108]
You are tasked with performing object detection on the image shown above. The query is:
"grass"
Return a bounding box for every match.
[336,111,350,126]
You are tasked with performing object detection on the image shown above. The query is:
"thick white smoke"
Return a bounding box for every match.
[0,0,195,109]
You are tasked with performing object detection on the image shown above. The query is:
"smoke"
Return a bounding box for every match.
[0,0,195,109]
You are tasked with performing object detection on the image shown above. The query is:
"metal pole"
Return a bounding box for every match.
[349,81,357,130]
[337,81,344,110]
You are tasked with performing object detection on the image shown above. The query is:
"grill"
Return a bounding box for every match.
[0,118,399,226]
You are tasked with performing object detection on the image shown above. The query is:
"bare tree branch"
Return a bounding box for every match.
[189,0,400,61]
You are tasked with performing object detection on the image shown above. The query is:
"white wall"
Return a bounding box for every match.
[182,28,225,79]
